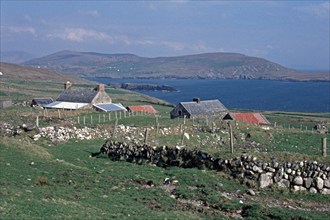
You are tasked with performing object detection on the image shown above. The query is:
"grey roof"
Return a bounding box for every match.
[180,99,227,116]
[32,98,53,106]
[93,103,127,112]
[56,89,98,103]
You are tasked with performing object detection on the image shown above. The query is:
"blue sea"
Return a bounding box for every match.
[88,78,330,113]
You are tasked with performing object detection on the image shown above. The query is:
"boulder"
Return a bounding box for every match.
[252,165,263,173]
[293,185,306,192]
[259,172,273,188]
[277,179,290,188]
[293,176,303,186]
[304,178,313,189]
[315,177,324,190]
[246,189,256,196]
[324,179,330,188]
[320,188,330,195]
[309,187,318,194]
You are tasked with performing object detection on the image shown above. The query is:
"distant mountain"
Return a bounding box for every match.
[0,51,37,64]
[0,62,88,83]
[24,50,329,81]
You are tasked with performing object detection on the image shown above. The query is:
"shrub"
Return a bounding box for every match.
[37,176,49,186]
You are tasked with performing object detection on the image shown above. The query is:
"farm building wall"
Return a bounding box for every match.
[170,103,191,119]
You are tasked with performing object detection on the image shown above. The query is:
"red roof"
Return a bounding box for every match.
[128,105,158,114]
[231,113,270,125]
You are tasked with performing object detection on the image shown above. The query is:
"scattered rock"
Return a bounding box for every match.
[246,189,256,196]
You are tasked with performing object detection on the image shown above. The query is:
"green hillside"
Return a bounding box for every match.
[23,50,330,81]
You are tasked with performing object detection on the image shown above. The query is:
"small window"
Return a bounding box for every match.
[178,110,182,115]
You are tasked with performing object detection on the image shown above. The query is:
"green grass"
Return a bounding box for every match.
[1,79,330,219]
[1,137,329,219]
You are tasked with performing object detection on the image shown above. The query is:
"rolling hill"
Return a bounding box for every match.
[0,62,88,83]
[23,50,329,81]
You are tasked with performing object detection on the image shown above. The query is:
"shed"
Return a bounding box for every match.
[31,98,53,107]
[170,98,227,119]
[127,105,158,114]
[0,100,12,108]
[224,112,270,125]
[93,103,127,112]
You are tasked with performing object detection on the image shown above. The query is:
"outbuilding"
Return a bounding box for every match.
[31,98,53,107]
[170,98,227,119]
[127,105,158,115]
[223,112,270,125]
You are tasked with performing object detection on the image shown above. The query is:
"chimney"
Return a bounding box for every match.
[64,81,72,90]
[97,84,105,92]
[193,97,200,103]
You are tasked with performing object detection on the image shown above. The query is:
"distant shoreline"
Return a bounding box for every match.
[89,75,330,83]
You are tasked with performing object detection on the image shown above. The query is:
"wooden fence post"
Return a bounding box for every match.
[83,116,86,125]
[155,116,159,135]
[144,128,149,145]
[180,127,185,146]
[36,116,39,127]
[322,137,327,157]
[78,116,80,124]
[99,114,101,123]
[112,119,118,137]
[91,115,93,125]
[228,122,234,153]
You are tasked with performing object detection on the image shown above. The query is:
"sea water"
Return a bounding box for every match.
[87,78,330,113]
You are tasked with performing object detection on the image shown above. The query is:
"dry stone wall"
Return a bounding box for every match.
[96,140,330,195]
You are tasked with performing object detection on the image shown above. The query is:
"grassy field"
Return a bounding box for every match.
[1,137,330,219]
[1,76,330,219]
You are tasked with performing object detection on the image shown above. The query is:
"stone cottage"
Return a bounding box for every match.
[45,81,112,110]
[170,98,227,119]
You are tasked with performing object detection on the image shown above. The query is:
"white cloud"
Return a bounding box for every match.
[295,2,329,18]
[78,10,100,17]
[47,28,113,42]
[24,15,32,22]
[8,26,36,36]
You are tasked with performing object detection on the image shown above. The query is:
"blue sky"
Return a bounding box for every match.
[1,0,329,71]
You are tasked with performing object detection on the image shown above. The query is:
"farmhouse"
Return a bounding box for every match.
[223,112,270,125]
[45,81,112,110]
[170,98,227,119]
[127,105,158,115]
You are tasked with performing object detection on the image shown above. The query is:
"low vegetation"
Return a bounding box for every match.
[0,75,329,219]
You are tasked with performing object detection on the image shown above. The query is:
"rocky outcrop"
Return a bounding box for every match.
[109,83,177,92]
[94,140,330,194]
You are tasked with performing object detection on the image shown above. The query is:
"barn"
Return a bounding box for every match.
[170,98,227,119]
[44,81,112,110]
[127,105,158,115]
[223,112,271,125]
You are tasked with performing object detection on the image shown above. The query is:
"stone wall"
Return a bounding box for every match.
[96,140,330,195]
